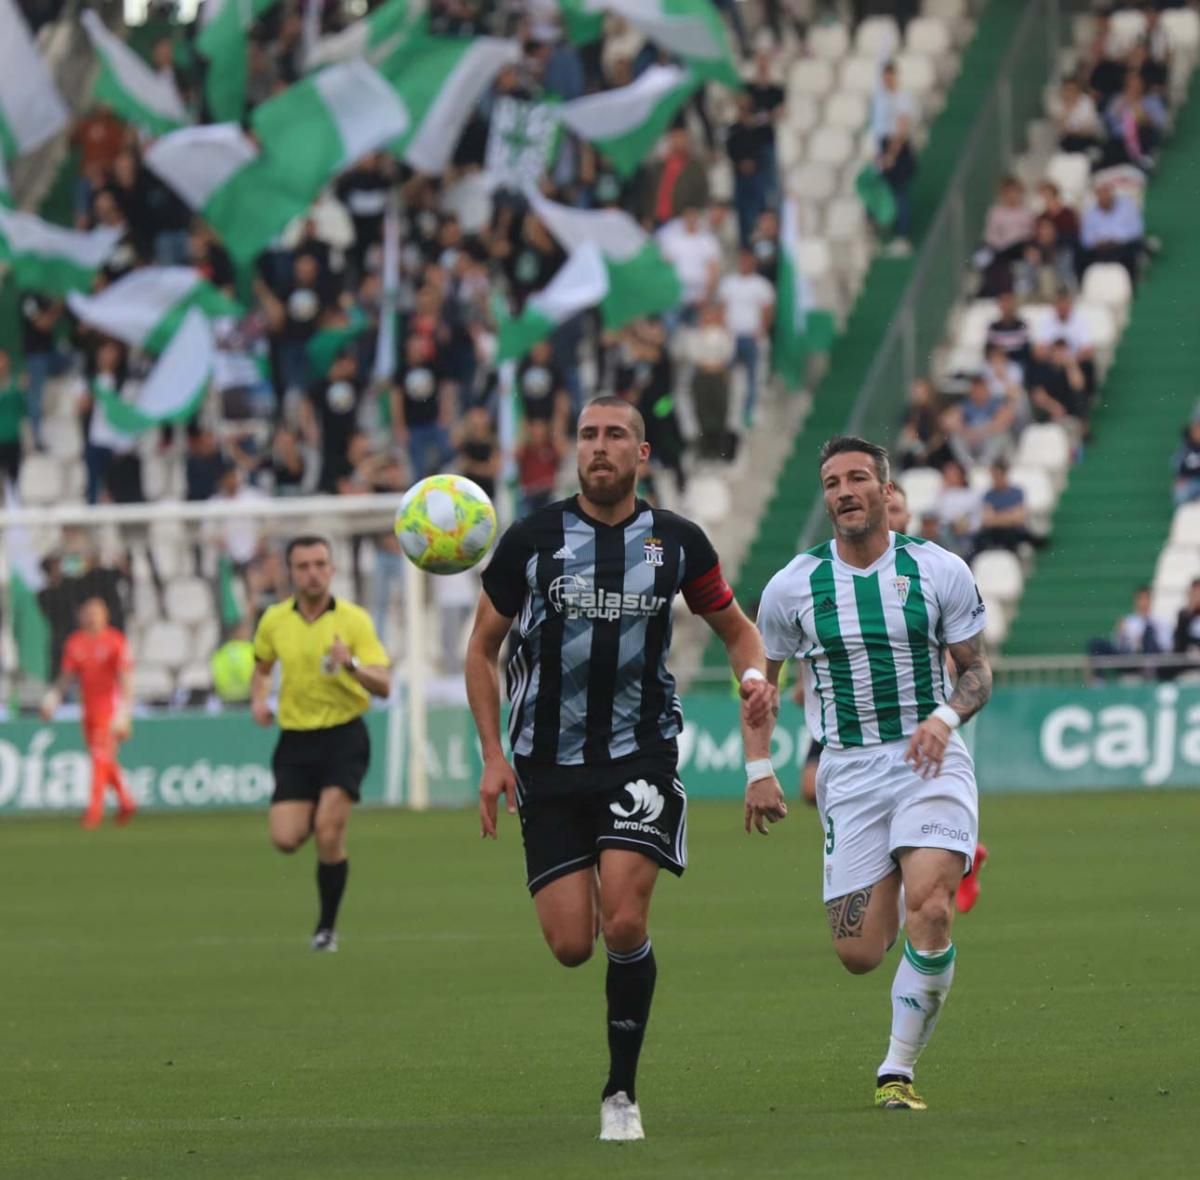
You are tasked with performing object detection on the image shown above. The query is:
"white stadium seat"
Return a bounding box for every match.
[42,416,80,460]
[1015,423,1072,486]
[777,126,806,170]
[133,666,175,704]
[18,455,60,506]
[1076,302,1118,358]
[789,161,837,204]
[809,126,855,169]
[140,621,191,670]
[1152,587,1186,625]
[684,475,731,526]
[807,22,850,62]
[1169,502,1200,548]
[983,598,1010,646]
[956,299,998,354]
[1044,153,1091,206]
[824,196,866,241]
[973,549,1024,606]
[824,92,869,132]
[796,238,834,280]
[899,467,943,520]
[896,53,937,106]
[906,16,953,62]
[923,0,966,21]
[1163,8,1200,54]
[1108,9,1147,55]
[1008,466,1057,532]
[177,663,213,696]
[1154,546,1200,591]
[784,93,821,135]
[1081,263,1133,325]
[789,58,835,99]
[191,619,221,665]
[839,56,880,97]
[855,16,900,59]
[164,576,213,626]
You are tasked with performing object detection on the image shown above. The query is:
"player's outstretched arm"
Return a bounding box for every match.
[464,594,518,839]
[703,603,788,835]
[250,660,275,727]
[905,633,993,778]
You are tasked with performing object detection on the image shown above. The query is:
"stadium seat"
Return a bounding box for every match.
[1008,465,1057,532]
[1108,9,1147,56]
[824,92,869,132]
[1070,13,1097,50]
[18,455,60,506]
[796,238,834,280]
[777,126,806,170]
[807,22,850,62]
[1076,302,1118,361]
[1169,502,1200,547]
[176,663,212,697]
[132,665,175,704]
[896,53,937,108]
[190,619,221,665]
[1015,423,1072,487]
[956,299,998,355]
[164,576,213,626]
[1044,153,1091,206]
[809,126,855,169]
[838,56,880,97]
[784,92,821,135]
[684,474,731,526]
[982,597,1009,646]
[131,579,161,628]
[1154,545,1200,591]
[824,195,866,241]
[973,549,1024,606]
[898,467,943,519]
[788,161,837,204]
[906,16,953,62]
[855,16,900,59]
[788,58,835,99]
[1081,263,1133,327]
[1163,7,1200,54]
[142,454,171,502]
[140,621,190,670]
[149,537,185,580]
[1152,587,1185,625]
[922,0,972,45]
[41,416,80,460]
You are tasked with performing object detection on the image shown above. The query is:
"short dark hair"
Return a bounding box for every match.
[581,395,646,443]
[286,535,332,564]
[818,435,891,484]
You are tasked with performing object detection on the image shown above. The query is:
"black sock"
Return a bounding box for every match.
[602,939,657,1103]
[316,859,349,932]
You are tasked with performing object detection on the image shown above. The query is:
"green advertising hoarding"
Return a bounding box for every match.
[3,683,1198,815]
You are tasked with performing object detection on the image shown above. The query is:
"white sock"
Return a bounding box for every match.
[877,941,956,1080]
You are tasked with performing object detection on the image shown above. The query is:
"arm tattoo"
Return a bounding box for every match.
[825,887,872,940]
[946,633,993,723]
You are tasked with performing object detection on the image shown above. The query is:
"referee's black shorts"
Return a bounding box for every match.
[271,717,370,805]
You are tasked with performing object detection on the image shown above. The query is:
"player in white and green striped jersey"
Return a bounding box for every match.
[757,436,993,1111]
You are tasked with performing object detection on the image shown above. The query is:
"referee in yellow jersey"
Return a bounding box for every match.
[251,535,391,952]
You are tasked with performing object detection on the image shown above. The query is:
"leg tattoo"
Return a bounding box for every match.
[826,887,873,940]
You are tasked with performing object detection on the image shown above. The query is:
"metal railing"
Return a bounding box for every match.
[795,0,1068,551]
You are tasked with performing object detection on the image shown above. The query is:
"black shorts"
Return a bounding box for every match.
[271,717,370,805]
[513,744,687,895]
[806,738,825,768]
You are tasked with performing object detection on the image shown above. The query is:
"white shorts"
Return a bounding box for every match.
[814,734,978,902]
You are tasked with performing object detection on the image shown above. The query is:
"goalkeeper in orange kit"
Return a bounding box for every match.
[41,598,137,828]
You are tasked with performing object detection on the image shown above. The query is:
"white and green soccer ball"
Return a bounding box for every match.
[394,474,498,574]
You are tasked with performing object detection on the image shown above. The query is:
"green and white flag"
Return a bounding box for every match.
[584,0,740,88]
[95,307,215,434]
[82,11,190,137]
[67,266,241,355]
[197,0,282,122]
[378,34,521,175]
[0,0,68,160]
[307,0,413,70]
[485,96,560,193]
[4,480,50,683]
[0,206,122,296]
[529,190,682,329]
[855,163,897,229]
[144,123,307,263]
[373,191,400,382]
[252,59,410,205]
[556,0,604,45]
[773,199,835,390]
[557,65,697,178]
[498,242,608,362]
[306,305,369,379]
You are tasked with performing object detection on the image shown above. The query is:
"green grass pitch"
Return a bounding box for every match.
[3,790,1198,1179]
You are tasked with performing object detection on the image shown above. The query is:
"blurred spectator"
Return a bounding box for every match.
[1013,217,1077,303]
[1032,289,1095,398]
[977,459,1038,553]
[456,405,500,501]
[332,430,405,497]
[21,293,69,450]
[896,377,949,471]
[185,426,225,502]
[936,459,981,560]
[749,206,780,284]
[1171,412,1200,507]
[1086,14,1127,105]
[616,320,687,496]
[718,247,775,427]
[209,621,256,706]
[211,463,268,571]
[976,177,1034,296]
[871,61,917,251]
[1030,338,1089,447]
[1037,180,1081,251]
[745,42,784,204]
[727,92,774,247]
[644,127,710,228]
[982,343,1028,419]
[1080,181,1145,284]
[1104,71,1168,172]
[0,350,28,485]
[686,302,737,461]
[918,508,945,546]
[657,207,722,320]
[266,424,309,496]
[517,341,570,438]
[1088,585,1171,678]
[75,341,143,505]
[1051,76,1105,154]
[986,290,1033,374]
[392,335,454,482]
[946,373,1016,469]
[303,351,369,493]
[38,529,128,676]
[70,104,127,223]
[1173,578,1200,661]
[516,418,566,518]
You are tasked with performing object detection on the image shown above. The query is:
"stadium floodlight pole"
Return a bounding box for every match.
[403,557,429,810]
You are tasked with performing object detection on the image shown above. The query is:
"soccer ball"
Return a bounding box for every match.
[394,474,498,574]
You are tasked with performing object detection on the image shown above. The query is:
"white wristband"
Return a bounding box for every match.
[745,758,774,783]
[740,667,766,685]
[931,704,961,730]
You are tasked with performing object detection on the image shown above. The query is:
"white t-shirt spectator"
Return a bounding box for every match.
[938,486,982,535]
[717,272,775,339]
[871,87,917,140]
[1033,305,1093,355]
[1117,613,1171,654]
[687,324,735,369]
[1080,196,1144,248]
[657,219,722,306]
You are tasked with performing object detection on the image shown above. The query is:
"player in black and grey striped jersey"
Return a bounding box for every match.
[465,396,787,1142]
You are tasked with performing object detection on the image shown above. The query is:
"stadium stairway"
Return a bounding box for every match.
[1004,92,1200,656]
[695,0,1030,682]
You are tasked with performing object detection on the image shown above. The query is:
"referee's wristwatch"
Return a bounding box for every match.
[346,655,360,674]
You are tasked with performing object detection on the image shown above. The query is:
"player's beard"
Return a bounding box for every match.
[578,462,636,506]
[831,498,885,540]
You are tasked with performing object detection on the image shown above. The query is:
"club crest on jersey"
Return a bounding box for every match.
[892,576,911,605]
[643,537,664,566]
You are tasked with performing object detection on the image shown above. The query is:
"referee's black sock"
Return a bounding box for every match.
[602,939,656,1103]
[316,859,349,932]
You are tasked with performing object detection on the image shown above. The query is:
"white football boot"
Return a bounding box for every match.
[599,1091,644,1141]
